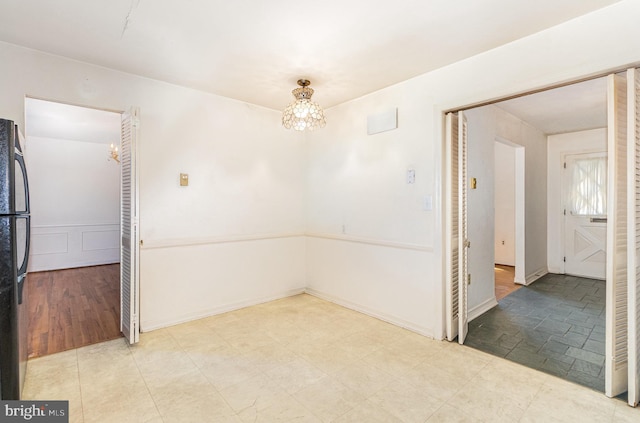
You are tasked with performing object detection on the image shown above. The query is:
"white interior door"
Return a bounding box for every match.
[606,73,628,398]
[627,67,640,407]
[563,152,607,280]
[120,108,140,344]
[458,111,469,345]
[445,112,460,341]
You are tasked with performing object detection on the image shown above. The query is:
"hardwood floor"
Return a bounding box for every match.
[495,264,522,300]
[26,264,122,358]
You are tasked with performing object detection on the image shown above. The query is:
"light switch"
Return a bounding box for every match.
[407,169,416,184]
[180,173,189,186]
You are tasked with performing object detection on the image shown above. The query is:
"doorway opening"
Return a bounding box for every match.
[446,75,614,393]
[494,138,526,300]
[24,98,123,357]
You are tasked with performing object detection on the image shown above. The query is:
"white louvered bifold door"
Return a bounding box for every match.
[445,112,460,341]
[120,108,140,344]
[627,67,640,407]
[606,73,628,398]
[458,111,469,345]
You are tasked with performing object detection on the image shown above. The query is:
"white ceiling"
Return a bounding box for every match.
[495,77,608,135]
[0,0,621,112]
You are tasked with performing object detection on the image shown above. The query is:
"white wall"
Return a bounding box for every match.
[0,0,638,338]
[495,142,516,266]
[305,97,435,334]
[547,128,607,273]
[462,105,546,318]
[305,0,639,339]
[0,41,307,331]
[464,108,498,318]
[27,136,120,271]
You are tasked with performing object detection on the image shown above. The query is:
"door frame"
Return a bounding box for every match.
[494,137,526,284]
[441,69,639,404]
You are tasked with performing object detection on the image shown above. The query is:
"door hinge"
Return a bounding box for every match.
[140,239,144,246]
[467,274,471,285]
[563,256,566,262]
[563,209,566,216]
[563,162,567,169]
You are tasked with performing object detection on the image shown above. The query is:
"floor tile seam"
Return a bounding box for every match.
[243,351,331,400]
[260,391,324,422]
[163,323,244,374]
[71,348,87,423]
[297,380,366,423]
[516,373,566,423]
[538,372,610,407]
[125,341,168,422]
[435,398,480,422]
[414,358,493,405]
[462,361,540,410]
[215,368,292,417]
[360,348,430,378]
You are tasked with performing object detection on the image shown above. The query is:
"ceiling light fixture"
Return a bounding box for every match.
[282,79,326,131]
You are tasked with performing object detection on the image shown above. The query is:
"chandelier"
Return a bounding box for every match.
[282,79,326,131]
[109,143,120,163]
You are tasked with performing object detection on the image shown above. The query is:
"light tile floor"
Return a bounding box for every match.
[23,294,639,422]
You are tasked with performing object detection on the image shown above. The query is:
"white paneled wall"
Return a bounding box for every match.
[30,223,119,271]
[26,135,120,271]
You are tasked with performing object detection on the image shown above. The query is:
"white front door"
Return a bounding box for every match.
[563,152,607,279]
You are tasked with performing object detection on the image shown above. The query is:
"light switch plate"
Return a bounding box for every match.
[423,195,433,211]
[180,173,189,186]
[406,169,416,184]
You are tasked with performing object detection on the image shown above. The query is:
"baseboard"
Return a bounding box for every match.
[140,288,306,332]
[468,296,498,322]
[304,288,434,339]
[547,266,563,275]
[525,268,548,286]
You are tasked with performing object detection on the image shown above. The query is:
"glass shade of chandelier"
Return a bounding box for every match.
[282,79,326,131]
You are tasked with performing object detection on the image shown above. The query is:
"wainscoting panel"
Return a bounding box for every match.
[29,223,120,272]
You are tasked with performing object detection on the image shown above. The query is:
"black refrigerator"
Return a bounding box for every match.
[0,118,30,400]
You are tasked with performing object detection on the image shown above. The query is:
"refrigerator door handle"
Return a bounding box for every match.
[14,152,30,215]
[16,215,30,277]
[17,274,25,305]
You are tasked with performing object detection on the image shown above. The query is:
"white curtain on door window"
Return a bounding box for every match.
[570,157,607,216]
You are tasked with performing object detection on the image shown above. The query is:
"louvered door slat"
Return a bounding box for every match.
[120,108,140,344]
[627,67,640,407]
[458,111,469,344]
[606,73,628,397]
[445,113,460,341]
